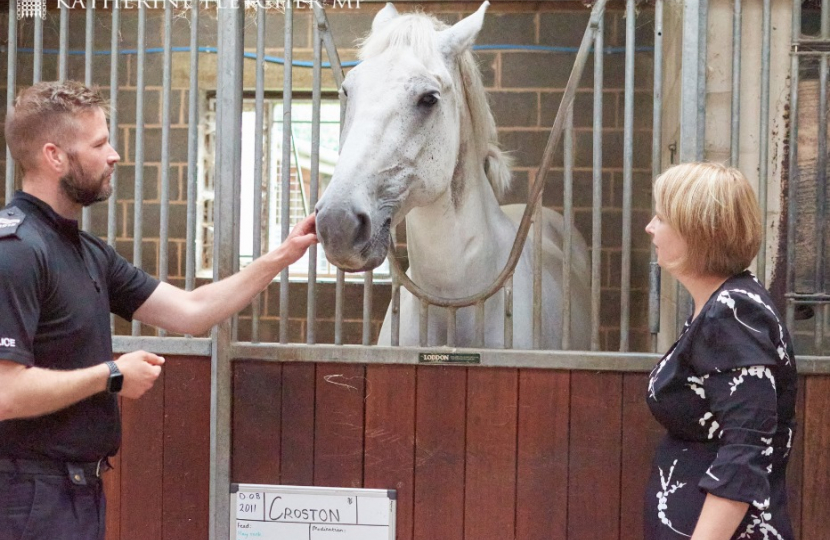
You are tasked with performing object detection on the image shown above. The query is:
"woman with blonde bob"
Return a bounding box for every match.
[643,162,797,539]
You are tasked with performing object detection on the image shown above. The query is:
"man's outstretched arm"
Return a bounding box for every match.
[133,213,317,336]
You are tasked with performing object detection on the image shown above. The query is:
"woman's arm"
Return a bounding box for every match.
[691,493,749,540]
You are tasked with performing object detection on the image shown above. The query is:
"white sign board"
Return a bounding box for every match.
[231,484,396,540]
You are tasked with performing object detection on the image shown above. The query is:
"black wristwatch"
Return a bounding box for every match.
[105,361,124,394]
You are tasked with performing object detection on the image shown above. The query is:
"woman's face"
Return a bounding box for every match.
[645,206,688,272]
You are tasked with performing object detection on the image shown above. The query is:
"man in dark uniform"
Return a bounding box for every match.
[0,81,317,540]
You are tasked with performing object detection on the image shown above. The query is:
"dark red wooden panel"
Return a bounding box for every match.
[620,373,663,540]
[364,365,417,540]
[568,371,623,540]
[800,376,830,538]
[232,360,282,484]
[104,397,123,540]
[516,369,570,540]
[314,363,366,488]
[787,375,806,540]
[413,366,467,540]
[280,362,316,485]
[162,356,211,540]
[464,368,518,540]
[119,358,165,540]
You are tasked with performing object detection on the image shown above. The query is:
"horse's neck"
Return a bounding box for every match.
[405,160,512,293]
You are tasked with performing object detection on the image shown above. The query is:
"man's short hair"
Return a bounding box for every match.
[4,81,110,172]
[653,161,762,277]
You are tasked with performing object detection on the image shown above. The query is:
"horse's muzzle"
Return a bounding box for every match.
[315,202,391,272]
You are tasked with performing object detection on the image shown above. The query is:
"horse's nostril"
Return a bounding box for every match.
[354,211,372,245]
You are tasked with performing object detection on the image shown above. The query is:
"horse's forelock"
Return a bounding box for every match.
[357,10,512,200]
[358,12,447,62]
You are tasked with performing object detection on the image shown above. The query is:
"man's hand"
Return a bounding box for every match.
[115,351,164,399]
[278,213,318,266]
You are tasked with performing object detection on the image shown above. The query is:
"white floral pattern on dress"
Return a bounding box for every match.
[729,366,776,395]
[737,499,786,540]
[656,459,691,537]
[698,412,720,439]
[687,374,709,399]
[718,281,792,366]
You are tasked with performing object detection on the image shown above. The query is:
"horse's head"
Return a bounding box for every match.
[316,2,503,272]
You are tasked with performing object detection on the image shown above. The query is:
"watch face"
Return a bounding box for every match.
[108,373,124,393]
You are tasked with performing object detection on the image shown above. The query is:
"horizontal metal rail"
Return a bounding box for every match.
[113,336,212,357]
[228,343,830,374]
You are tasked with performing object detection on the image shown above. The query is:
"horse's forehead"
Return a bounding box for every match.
[358,50,450,89]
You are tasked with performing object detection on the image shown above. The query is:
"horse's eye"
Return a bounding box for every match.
[419,93,439,107]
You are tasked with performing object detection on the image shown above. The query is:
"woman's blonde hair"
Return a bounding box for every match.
[653,162,761,277]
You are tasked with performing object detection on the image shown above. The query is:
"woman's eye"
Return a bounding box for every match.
[419,93,439,107]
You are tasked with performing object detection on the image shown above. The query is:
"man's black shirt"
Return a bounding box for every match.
[0,192,159,462]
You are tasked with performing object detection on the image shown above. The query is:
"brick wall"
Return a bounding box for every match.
[0,2,655,350]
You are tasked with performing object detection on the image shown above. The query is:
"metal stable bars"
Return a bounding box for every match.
[3,1,827,356]
[787,0,830,353]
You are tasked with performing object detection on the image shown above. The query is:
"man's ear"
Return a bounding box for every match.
[41,143,66,174]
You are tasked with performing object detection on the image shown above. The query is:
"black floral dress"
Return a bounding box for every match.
[644,271,797,539]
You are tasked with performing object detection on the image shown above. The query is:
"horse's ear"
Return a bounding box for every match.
[372,3,399,34]
[438,1,489,57]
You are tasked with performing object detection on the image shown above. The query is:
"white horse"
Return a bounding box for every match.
[315,2,591,349]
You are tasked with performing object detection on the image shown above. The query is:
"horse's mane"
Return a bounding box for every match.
[358,12,513,199]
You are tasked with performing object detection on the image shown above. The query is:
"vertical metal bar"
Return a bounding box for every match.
[5,5,17,203]
[447,307,457,348]
[620,0,636,352]
[307,23,323,345]
[822,0,829,38]
[84,2,94,85]
[363,272,373,346]
[786,0,801,331]
[475,301,485,348]
[185,0,200,294]
[680,0,704,162]
[649,0,663,353]
[591,13,604,352]
[81,1,95,232]
[156,1,173,337]
[696,0,708,160]
[33,13,43,84]
[503,275,513,349]
[391,276,401,346]
[562,105,574,350]
[131,5,147,337]
[532,200,542,349]
[252,6,267,344]
[279,2,294,344]
[211,3,244,540]
[335,270,345,345]
[419,299,429,347]
[107,1,121,332]
[312,5,345,88]
[107,3,120,251]
[815,55,828,350]
[678,0,705,334]
[730,0,742,167]
[58,6,68,81]
[757,0,772,282]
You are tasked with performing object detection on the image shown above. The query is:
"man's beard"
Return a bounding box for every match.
[59,152,113,207]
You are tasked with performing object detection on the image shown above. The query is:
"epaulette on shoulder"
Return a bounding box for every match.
[0,206,26,239]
